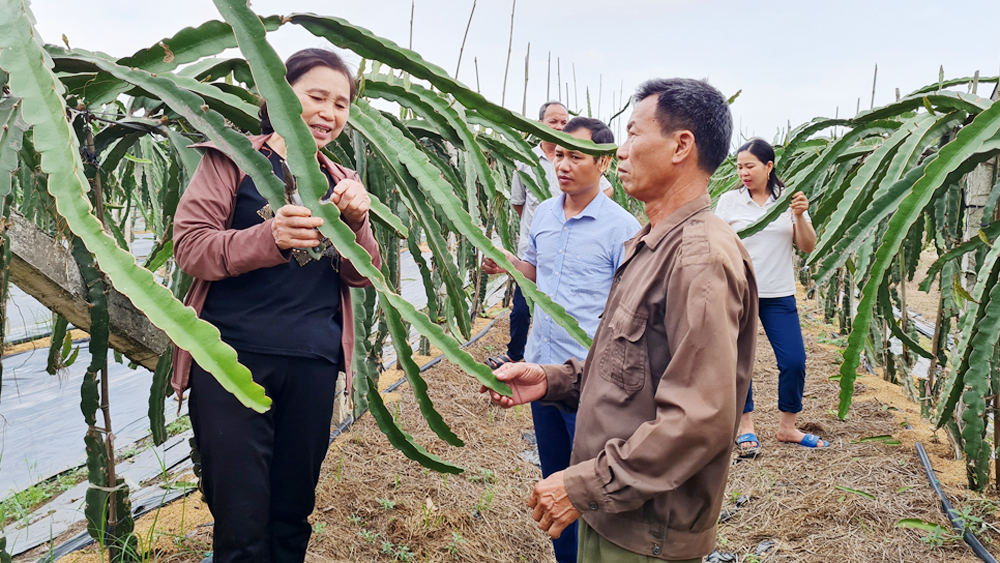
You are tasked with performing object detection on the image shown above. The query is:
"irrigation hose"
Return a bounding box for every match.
[915,442,998,563]
[34,486,197,563]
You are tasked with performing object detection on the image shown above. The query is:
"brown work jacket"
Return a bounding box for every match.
[170,133,382,402]
[541,194,758,560]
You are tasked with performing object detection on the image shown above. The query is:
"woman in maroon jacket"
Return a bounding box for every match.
[172,49,382,563]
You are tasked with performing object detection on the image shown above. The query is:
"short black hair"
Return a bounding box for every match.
[563,117,614,145]
[633,78,733,174]
[538,101,566,121]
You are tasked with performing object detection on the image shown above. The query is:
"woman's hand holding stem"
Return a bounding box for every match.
[271,179,371,250]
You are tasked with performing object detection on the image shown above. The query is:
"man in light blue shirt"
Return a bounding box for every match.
[485,102,613,370]
[483,117,640,563]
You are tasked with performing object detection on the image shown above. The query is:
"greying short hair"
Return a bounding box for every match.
[538,101,566,121]
[633,78,733,174]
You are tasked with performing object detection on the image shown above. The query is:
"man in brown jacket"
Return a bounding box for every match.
[482,78,758,562]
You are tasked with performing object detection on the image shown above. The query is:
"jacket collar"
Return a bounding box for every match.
[625,194,711,256]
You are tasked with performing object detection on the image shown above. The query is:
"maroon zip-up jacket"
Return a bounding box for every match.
[171,133,382,402]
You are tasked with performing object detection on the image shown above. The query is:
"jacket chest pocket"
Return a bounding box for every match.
[597,309,647,392]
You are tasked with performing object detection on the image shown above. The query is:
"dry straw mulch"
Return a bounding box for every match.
[307,316,553,563]
[715,291,999,563]
[46,300,1000,563]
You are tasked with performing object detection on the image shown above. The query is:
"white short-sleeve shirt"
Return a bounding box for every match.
[714,187,810,298]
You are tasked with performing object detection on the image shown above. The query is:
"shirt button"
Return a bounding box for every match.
[652,545,662,556]
[563,227,568,231]
[558,250,563,254]
[588,502,598,511]
[554,271,559,276]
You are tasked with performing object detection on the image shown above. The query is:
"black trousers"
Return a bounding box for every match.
[189,350,338,563]
[507,283,531,361]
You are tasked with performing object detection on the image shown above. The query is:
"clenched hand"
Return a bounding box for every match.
[528,471,581,539]
[272,205,323,250]
[326,178,371,229]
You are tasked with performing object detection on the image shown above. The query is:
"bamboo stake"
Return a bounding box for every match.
[546,51,551,101]
[572,63,578,110]
[973,70,980,94]
[454,0,477,78]
[86,121,118,557]
[994,393,999,489]
[474,57,480,92]
[409,0,415,50]
[597,74,602,119]
[619,79,624,139]
[522,42,530,116]
[557,57,562,102]
[501,0,516,106]
[896,87,901,101]
[870,63,878,110]
[927,294,945,404]
[85,126,105,227]
[899,254,911,366]
[882,311,893,383]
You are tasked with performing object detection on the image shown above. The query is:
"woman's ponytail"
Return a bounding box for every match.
[767,166,785,198]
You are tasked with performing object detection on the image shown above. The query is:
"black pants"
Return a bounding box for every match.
[189,350,338,563]
[507,283,531,361]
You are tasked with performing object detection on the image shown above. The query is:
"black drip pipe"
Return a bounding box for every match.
[915,442,998,563]
[34,487,197,562]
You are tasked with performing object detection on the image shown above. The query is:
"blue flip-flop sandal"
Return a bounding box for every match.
[790,433,830,448]
[735,432,761,458]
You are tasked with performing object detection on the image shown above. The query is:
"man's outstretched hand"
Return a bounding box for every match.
[481,255,506,275]
[480,362,548,408]
[482,249,515,276]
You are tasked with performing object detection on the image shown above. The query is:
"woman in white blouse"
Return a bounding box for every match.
[715,138,826,456]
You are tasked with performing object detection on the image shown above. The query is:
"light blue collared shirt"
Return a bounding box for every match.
[523,190,641,365]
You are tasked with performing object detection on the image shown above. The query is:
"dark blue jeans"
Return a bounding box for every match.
[507,284,531,361]
[531,402,578,563]
[744,295,807,414]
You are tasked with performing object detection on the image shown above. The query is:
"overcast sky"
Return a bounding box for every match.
[30,0,1000,147]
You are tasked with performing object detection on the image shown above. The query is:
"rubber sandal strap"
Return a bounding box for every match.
[800,433,829,448]
[484,354,512,369]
